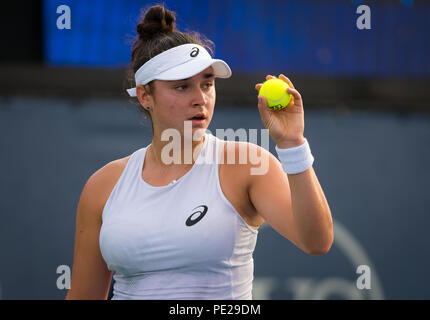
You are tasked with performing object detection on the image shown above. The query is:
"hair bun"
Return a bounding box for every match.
[137,5,176,42]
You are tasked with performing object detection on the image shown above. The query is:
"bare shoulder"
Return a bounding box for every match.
[67,155,131,299]
[220,139,276,183]
[80,155,132,216]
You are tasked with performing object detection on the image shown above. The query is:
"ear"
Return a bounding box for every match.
[136,84,152,108]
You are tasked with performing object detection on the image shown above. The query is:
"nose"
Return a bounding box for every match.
[191,86,206,107]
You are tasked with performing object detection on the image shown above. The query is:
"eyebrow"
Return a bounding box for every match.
[202,73,215,79]
[169,73,215,82]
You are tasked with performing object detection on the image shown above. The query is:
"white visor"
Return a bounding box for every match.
[126,43,232,97]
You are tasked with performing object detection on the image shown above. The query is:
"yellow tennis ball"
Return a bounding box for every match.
[259,78,292,110]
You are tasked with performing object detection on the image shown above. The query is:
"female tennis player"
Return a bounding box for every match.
[66,5,333,300]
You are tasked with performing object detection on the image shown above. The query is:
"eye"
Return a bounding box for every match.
[175,85,187,91]
[203,82,214,89]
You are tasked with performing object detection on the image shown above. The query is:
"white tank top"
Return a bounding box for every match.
[99,132,259,300]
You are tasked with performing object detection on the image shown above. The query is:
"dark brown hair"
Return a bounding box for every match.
[126,4,215,120]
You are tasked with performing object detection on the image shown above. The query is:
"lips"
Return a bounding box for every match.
[188,113,206,120]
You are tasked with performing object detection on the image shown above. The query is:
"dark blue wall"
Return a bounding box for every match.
[43,0,430,77]
[1,96,430,299]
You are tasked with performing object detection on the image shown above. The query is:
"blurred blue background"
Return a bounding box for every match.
[0,0,430,300]
[43,0,429,77]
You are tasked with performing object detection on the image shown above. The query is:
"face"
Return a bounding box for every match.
[137,66,216,139]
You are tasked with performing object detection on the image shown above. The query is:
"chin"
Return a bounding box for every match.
[180,120,208,138]
[192,128,207,140]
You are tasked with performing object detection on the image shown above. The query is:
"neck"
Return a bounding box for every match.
[148,132,206,169]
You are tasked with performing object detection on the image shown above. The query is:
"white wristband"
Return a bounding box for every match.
[275,138,314,174]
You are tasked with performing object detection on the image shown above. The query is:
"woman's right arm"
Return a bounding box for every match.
[65,159,127,300]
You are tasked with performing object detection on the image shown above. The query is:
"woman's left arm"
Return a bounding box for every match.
[250,74,333,255]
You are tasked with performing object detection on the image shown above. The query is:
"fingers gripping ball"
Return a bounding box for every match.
[259,78,292,110]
